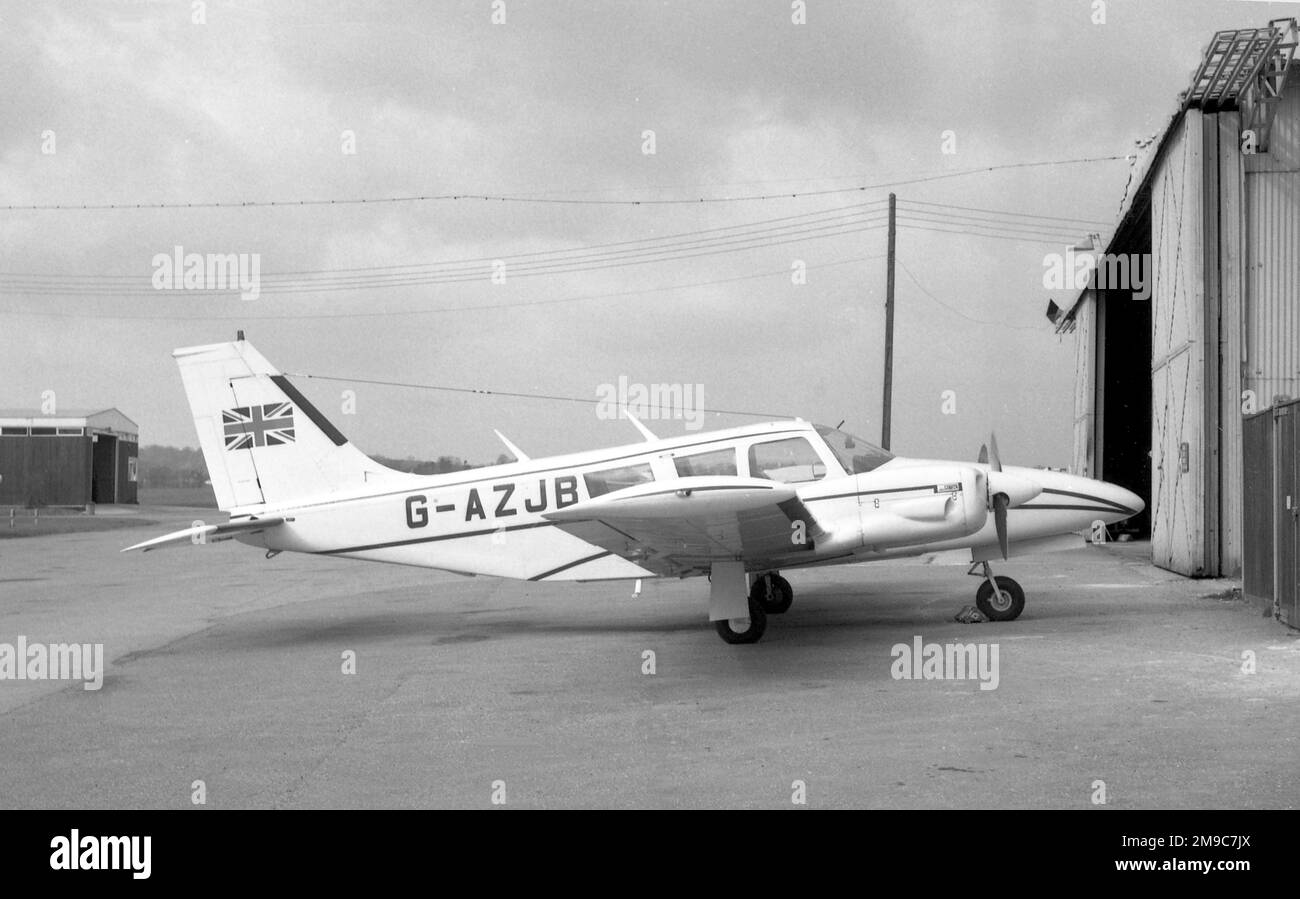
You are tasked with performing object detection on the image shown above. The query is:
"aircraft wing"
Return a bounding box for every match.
[121,516,286,553]
[541,477,823,577]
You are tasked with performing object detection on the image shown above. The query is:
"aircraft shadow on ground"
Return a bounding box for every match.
[168,583,973,652]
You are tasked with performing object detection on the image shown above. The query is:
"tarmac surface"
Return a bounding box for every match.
[1,504,1297,809]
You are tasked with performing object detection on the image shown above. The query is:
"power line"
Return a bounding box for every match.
[0,253,886,320]
[895,207,1097,239]
[895,219,1074,247]
[899,198,1111,227]
[283,372,793,420]
[896,258,1043,332]
[0,218,890,297]
[1,199,890,281]
[2,154,1130,211]
[896,216,1084,245]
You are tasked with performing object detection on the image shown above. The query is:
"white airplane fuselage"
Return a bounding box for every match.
[227,419,1142,582]
[127,339,1145,644]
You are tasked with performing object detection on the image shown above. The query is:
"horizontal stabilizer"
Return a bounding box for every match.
[122,516,285,553]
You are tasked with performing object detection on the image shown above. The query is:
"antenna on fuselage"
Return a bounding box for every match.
[492,430,530,462]
[621,409,658,442]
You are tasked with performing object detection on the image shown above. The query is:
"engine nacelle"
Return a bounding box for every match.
[855,465,989,549]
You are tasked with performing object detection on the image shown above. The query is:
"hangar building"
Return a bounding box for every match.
[1052,19,1298,621]
[0,408,139,507]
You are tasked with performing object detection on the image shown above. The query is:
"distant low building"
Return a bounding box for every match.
[0,408,139,506]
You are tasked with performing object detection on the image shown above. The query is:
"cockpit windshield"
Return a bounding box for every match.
[813,424,895,475]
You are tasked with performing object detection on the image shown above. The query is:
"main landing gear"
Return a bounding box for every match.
[710,564,793,644]
[969,561,1025,621]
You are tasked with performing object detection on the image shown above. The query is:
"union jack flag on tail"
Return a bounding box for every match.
[223,402,296,450]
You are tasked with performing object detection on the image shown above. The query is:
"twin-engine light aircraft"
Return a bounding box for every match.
[126,338,1144,644]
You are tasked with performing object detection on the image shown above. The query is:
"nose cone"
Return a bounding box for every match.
[1097,481,1144,522]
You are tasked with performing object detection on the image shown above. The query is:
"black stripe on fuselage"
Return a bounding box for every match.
[804,484,940,502]
[316,520,556,555]
[1016,504,1126,514]
[529,551,614,581]
[1039,487,1134,515]
[616,484,778,501]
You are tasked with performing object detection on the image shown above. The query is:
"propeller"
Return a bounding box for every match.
[978,433,1002,472]
[992,492,1010,560]
[980,432,1008,558]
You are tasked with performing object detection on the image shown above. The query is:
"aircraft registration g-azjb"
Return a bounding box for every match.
[126,337,1144,644]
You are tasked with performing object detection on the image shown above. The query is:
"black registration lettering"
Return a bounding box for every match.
[555,475,578,508]
[465,488,487,521]
[523,479,548,513]
[405,495,428,528]
[493,483,518,517]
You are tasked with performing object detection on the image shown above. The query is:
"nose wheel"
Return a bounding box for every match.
[970,561,1025,621]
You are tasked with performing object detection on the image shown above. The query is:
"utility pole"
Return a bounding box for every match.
[881,192,896,451]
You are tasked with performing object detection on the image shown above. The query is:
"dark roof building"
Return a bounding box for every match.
[0,408,139,506]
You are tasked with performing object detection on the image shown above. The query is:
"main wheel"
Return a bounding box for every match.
[976,576,1025,621]
[750,573,793,614]
[714,597,768,644]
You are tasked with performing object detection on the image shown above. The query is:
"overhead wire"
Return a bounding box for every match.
[1,154,1130,211]
[0,253,886,320]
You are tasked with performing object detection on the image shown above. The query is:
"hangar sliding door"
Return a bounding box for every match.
[1150,113,1211,576]
[1071,291,1098,479]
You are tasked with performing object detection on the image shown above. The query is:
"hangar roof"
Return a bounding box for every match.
[0,408,138,435]
[1051,18,1298,334]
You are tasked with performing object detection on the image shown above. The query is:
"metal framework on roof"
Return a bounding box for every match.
[1187,17,1298,150]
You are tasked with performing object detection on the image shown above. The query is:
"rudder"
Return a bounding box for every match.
[174,338,409,512]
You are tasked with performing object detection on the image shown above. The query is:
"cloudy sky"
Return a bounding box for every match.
[0,0,1279,466]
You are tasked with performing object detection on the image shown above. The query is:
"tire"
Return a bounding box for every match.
[976,576,1025,622]
[750,573,793,615]
[714,597,768,644]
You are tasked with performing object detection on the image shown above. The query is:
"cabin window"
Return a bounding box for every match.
[673,448,737,478]
[747,437,827,484]
[584,462,654,498]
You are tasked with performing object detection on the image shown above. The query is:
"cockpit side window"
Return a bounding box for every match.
[584,462,654,498]
[747,437,827,484]
[673,448,738,477]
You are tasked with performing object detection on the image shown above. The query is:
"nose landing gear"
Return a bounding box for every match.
[969,561,1025,621]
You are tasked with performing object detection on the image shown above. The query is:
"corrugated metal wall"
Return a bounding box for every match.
[1243,72,1300,411]
[1242,409,1273,607]
[1151,113,1210,576]
[1276,402,1298,627]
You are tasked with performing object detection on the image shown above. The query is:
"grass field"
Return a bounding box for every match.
[0,509,158,539]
